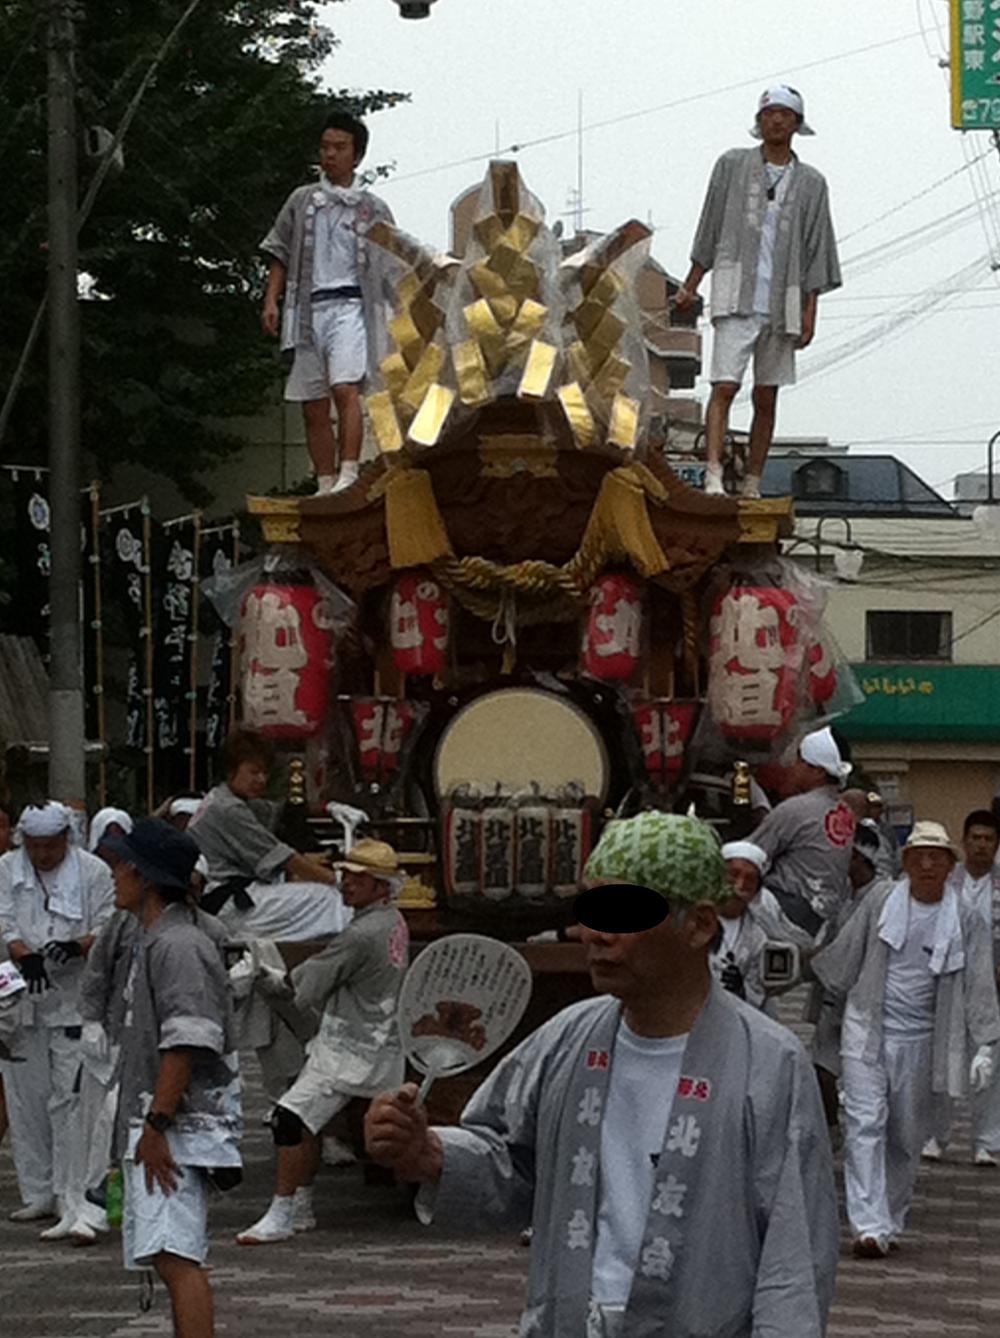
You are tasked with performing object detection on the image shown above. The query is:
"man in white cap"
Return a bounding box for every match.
[813,820,1000,1258]
[237,837,409,1245]
[711,842,771,1010]
[676,85,841,498]
[0,802,114,1225]
[748,726,857,941]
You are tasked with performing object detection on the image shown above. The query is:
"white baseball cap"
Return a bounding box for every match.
[751,84,815,137]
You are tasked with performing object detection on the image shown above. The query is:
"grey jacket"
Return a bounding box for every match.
[690,147,841,336]
[812,878,1000,1097]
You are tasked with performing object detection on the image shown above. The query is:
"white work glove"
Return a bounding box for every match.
[81,1020,110,1066]
[970,1045,995,1093]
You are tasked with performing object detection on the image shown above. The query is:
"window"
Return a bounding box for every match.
[865,611,952,661]
[792,459,845,502]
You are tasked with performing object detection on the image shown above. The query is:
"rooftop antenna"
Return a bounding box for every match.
[560,90,589,238]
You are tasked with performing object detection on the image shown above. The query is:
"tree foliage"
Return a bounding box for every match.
[0,0,406,502]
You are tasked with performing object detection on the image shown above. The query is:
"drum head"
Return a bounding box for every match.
[433,688,609,802]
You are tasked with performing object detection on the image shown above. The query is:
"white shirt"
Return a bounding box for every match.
[753,161,793,315]
[312,186,360,292]
[591,1023,687,1306]
[959,867,993,930]
[0,847,115,1027]
[882,899,940,1039]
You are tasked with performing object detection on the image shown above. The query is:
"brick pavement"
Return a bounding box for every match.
[5,1004,1000,1335]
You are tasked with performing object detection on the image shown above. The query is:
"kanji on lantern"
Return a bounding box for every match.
[239,582,334,738]
[390,570,450,675]
[807,639,837,706]
[707,587,799,741]
[581,573,642,680]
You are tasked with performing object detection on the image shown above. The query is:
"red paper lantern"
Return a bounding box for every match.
[350,699,419,783]
[390,570,449,676]
[808,639,837,706]
[581,574,642,680]
[707,586,800,741]
[240,583,334,738]
[663,701,699,778]
[632,702,665,784]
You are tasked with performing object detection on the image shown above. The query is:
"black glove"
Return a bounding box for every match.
[18,952,51,994]
[44,939,83,965]
[720,957,746,1000]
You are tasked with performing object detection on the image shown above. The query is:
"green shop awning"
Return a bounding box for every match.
[839,664,1000,742]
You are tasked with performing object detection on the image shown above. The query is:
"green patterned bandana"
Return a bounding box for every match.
[583,811,729,905]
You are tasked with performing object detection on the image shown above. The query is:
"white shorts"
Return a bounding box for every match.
[710,314,796,387]
[278,1065,353,1137]
[284,297,367,401]
[122,1158,208,1271]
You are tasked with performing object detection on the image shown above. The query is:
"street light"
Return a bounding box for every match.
[389,0,439,16]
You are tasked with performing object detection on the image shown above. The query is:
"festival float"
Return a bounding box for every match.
[225,162,854,1116]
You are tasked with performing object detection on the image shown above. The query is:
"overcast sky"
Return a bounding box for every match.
[318,0,1000,498]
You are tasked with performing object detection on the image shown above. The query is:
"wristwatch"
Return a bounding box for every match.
[145,1110,172,1134]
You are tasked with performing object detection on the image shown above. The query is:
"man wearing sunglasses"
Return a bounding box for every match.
[366,811,837,1338]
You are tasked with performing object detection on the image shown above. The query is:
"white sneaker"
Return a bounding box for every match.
[292,1186,317,1233]
[322,1135,357,1168]
[236,1199,295,1246]
[10,1198,56,1223]
[974,1146,998,1167]
[704,466,725,497]
[921,1137,943,1161]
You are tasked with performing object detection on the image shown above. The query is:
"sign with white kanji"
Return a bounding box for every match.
[951,0,1000,128]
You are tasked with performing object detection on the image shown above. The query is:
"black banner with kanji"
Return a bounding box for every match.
[152,518,198,788]
[200,524,238,785]
[102,504,150,751]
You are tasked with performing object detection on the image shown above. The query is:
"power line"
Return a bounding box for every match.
[387,29,926,187]
[836,147,996,246]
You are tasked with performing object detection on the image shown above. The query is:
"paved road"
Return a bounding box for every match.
[4,1010,1000,1336]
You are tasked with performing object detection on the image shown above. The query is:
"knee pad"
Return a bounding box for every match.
[270,1105,305,1147]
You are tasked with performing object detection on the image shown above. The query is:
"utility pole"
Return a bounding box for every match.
[47,0,86,803]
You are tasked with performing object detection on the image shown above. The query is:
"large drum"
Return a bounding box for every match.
[432,688,611,804]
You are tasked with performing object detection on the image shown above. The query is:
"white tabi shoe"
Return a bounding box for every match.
[39,1202,78,1241]
[703,466,725,497]
[9,1198,56,1223]
[291,1186,317,1233]
[321,1135,357,1168]
[236,1198,295,1246]
[70,1198,109,1245]
[921,1137,944,1161]
[974,1146,998,1167]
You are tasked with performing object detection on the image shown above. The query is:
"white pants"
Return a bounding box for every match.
[842,1034,934,1242]
[2,1025,81,1207]
[74,1068,118,1198]
[929,1072,1000,1153]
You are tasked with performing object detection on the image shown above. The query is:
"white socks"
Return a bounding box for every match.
[292,1185,317,1232]
[236,1193,295,1244]
[741,473,762,500]
[315,474,337,495]
[330,461,360,494]
[704,463,725,496]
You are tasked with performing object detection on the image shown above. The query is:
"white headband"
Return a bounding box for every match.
[721,841,767,873]
[88,807,133,852]
[169,797,201,818]
[799,727,851,781]
[19,802,73,838]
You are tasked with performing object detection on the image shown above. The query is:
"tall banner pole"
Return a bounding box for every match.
[142,499,155,812]
[229,520,241,730]
[187,512,203,790]
[89,481,107,806]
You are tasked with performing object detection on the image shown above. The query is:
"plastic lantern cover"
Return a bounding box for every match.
[390,570,450,675]
[707,585,800,741]
[581,573,642,680]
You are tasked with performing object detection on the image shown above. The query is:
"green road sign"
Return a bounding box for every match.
[951,0,1000,126]
[951,0,1000,127]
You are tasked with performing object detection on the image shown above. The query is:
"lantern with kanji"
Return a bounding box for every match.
[390,570,449,675]
[350,698,419,784]
[239,582,334,738]
[707,585,800,741]
[581,573,642,680]
[633,699,700,786]
[807,639,838,706]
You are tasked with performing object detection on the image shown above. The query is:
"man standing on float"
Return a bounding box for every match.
[261,110,393,496]
[675,86,841,499]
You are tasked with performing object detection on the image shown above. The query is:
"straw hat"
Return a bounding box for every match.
[336,837,399,877]
[903,821,959,858]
